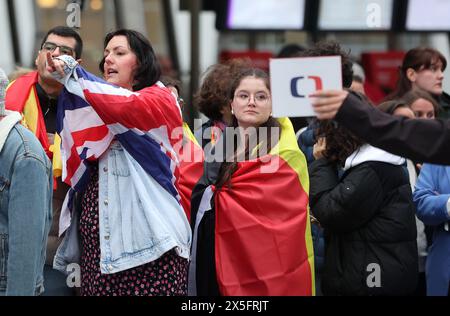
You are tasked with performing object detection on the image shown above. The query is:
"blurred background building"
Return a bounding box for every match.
[1,0,449,125]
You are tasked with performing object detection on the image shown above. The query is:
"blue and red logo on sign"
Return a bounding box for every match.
[290,76,323,98]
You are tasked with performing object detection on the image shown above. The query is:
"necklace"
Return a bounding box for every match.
[43,98,56,117]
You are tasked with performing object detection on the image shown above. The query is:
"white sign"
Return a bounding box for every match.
[270,56,342,118]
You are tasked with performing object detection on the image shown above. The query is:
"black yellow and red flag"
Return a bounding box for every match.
[190,118,315,296]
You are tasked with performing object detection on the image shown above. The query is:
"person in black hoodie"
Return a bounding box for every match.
[308,121,418,295]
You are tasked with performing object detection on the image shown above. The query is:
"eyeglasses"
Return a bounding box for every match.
[41,42,75,57]
[234,92,270,105]
[177,97,185,107]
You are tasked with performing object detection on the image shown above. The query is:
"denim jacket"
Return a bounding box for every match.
[0,113,53,296]
[54,141,191,275]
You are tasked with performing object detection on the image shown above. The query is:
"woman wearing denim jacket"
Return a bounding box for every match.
[48,30,191,296]
[0,68,53,296]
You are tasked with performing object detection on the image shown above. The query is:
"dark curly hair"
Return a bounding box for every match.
[195,58,252,121]
[317,120,364,166]
[299,41,354,88]
[99,29,161,91]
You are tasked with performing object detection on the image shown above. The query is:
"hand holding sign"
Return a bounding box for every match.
[270,56,342,117]
[310,89,349,120]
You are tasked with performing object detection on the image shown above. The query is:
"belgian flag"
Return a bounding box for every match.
[190,118,315,296]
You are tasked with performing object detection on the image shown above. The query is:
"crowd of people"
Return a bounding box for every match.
[0,25,449,296]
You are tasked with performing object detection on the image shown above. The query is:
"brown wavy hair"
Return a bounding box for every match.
[317,121,364,166]
[195,58,252,121]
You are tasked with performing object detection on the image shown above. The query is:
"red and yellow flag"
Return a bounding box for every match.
[178,123,205,221]
[6,72,49,153]
[214,117,315,296]
[6,71,62,178]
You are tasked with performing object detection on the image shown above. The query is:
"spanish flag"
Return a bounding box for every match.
[6,72,50,155]
[6,71,62,178]
[190,118,315,296]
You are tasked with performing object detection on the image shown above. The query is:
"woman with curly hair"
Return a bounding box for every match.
[194,59,251,149]
[308,121,418,295]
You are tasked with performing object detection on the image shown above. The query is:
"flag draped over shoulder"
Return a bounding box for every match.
[191,118,315,296]
[6,71,62,177]
[215,118,314,296]
[178,123,204,221]
[5,72,48,153]
[57,66,183,201]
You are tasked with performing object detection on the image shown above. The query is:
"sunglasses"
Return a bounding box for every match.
[41,42,75,57]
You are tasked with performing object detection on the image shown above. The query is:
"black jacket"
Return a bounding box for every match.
[436,91,450,119]
[336,92,450,165]
[309,158,418,295]
[189,134,228,296]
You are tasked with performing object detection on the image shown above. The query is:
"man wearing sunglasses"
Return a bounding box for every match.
[5,26,83,296]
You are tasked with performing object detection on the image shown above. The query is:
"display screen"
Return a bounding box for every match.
[226,0,305,30]
[318,0,394,31]
[406,0,450,31]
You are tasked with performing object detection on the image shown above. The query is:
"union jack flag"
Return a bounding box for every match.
[56,67,184,233]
